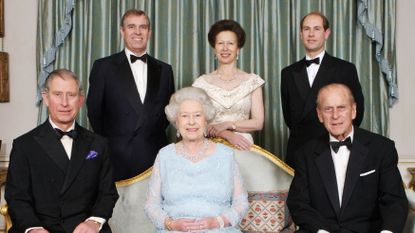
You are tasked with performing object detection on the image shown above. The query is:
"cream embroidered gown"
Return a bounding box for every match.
[192,73,265,143]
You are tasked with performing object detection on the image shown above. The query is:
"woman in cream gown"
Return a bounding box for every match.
[193,19,264,150]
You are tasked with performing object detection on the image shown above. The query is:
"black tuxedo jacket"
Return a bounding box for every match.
[5,121,119,233]
[87,51,175,181]
[287,127,408,233]
[281,53,364,168]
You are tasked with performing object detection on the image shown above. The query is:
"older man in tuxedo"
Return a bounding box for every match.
[287,83,408,233]
[87,9,175,181]
[281,12,364,169]
[5,69,118,233]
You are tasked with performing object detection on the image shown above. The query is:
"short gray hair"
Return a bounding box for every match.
[316,83,355,108]
[43,69,83,95]
[165,87,216,127]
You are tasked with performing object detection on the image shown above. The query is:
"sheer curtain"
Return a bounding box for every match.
[37,0,395,159]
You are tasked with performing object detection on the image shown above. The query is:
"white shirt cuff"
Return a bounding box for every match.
[317,230,330,233]
[86,216,106,231]
[317,229,392,233]
[25,227,44,233]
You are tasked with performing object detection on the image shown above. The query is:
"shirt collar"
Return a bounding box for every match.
[49,117,75,132]
[329,126,354,143]
[125,48,147,64]
[306,50,325,62]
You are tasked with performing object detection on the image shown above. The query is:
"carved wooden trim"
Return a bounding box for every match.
[0,0,4,37]
[408,167,415,191]
[0,52,9,102]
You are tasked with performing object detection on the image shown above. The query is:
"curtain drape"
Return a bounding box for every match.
[37,0,395,159]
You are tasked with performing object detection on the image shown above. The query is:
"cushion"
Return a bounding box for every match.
[240,190,295,233]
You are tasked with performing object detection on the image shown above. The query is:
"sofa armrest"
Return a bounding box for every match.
[0,204,11,233]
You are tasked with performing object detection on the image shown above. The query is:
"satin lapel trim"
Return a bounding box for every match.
[293,60,310,102]
[315,147,341,216]
[340,139,368,214]
[300,55,333,120]
[35,123,69,173]
[60,126,93,195]
[144,55,161,105]
[118,53,144,114]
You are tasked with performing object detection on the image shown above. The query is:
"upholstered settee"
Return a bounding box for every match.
[0,141,294,233]
[2,144,415,233]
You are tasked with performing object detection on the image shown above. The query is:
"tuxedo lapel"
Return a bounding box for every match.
[311,54,334,90]
[60,124,93,194]
[115,51,146,131]
[35,122,69,173]
[293,58,310,102]
[315,143,341,216]
[145,55,161,105]
[117,51,144,113]
[301,54,334,120]
[340,129,368,215]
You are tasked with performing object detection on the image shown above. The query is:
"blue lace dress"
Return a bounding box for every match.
[145,143,248,233]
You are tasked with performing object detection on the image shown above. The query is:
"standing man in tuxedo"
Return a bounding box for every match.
[287,83,407,233]
[5,69,118,233]
[87,9,175,181]
[281,12,364,169]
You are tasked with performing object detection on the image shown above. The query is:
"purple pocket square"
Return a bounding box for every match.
[86,150,98,160]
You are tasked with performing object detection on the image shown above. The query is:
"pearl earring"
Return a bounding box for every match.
[176,130,181,138]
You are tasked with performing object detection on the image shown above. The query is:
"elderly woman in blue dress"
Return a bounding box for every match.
[145,87,248,232]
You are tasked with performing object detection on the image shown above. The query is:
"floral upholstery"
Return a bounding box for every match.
[240,191,295,233]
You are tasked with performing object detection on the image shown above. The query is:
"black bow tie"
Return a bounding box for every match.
[330,137,352,153]
[130,54,147,63]
[55,128,77,139]
[305,57,320,67]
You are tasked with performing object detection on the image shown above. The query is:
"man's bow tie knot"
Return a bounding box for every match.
[305,57,320,67]
[55,128,77,139]
[130,54,147,63]
[330,137,352,153]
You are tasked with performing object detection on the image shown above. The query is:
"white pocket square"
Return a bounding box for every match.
[360,169,376,176]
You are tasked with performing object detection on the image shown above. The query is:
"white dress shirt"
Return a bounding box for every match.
[125,48,147,103]
[318,127,392,233]
[49,118,75,159]
[329,129,354,206]
[306,50,325,87]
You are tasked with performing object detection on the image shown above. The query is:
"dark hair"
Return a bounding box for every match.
[120,9,150,29]
[300,12,330,31]
[207,19,246,48]
[43,69,83,94]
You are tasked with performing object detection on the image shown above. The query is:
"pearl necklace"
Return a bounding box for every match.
[216,70,239,82]
[177,139,209,162]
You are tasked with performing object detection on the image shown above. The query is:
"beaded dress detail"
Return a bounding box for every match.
[193,73,264,143]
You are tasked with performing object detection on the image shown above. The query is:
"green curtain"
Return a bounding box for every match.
[37,0,395,159]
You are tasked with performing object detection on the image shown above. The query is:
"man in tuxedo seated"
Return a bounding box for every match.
[287,83,408,233]
[5,69,119,233]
